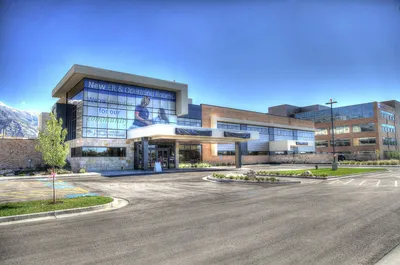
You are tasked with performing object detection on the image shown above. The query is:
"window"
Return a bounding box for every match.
[247,125,269,135]
[297,130,315,141]
[217,151,236,156]
[383,137,397,146]
[72,147,127,157]
[381,124,396,133]
[217,122,240,130]
[380,110,395,121]
[353,137,376,146]
[330,126,350,135]
[315,128,328,135]
[353,123,375,133]
[330,139,351,147]
[178,144,202,163]
[316,140,329,148]
[177,118,201,127]
[248,151,269,155]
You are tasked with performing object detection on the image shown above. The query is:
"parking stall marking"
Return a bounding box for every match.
[395,181,398,187]
[359,180,366,186]
[329,180,339,185]
[376,180,380,187]
[344,179,354,185]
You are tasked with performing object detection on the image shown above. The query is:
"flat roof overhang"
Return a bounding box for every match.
[52,64,189,115]
[127,124,259,143]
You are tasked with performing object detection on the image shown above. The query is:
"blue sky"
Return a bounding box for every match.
[0,0,399,113]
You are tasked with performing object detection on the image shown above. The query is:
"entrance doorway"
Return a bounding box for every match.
[134,141,175,170]
[157,148,170,168]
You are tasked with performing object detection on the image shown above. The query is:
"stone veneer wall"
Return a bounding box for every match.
[0,139,43,169]
[67,138,134,172]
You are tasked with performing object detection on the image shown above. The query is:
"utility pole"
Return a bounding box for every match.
[326,99,338,170]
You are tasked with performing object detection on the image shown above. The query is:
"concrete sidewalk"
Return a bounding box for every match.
[99,166,241,177]
[375,243,400,265]
[0,172,101,181]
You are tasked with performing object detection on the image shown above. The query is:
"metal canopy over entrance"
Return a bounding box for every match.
[127,124,259,170]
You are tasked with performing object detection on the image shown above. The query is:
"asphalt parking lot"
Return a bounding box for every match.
[1,165,400,265]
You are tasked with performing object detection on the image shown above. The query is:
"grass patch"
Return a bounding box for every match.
[258,168,385,177]
[0,196,113,217]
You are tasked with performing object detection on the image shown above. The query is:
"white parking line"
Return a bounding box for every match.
[359,180,366,186]
[343,179,354,185]
[376,180,380,187]
[395,181,398,187]
[329,180,339,185]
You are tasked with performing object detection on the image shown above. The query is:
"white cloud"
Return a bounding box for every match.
[20,101,26,105]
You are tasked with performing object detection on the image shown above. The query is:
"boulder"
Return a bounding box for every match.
[0,169,13,175]
[301,170,313,176]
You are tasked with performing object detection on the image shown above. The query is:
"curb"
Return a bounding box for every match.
[0,197,128,225]
[0,173,101,181]
[205,176,301,184]
[101,167,241,177]
[257,175,328,180]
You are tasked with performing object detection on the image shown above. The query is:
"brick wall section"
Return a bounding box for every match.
[0,139,43,169]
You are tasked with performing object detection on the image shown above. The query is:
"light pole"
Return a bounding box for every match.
[326,99,338,170]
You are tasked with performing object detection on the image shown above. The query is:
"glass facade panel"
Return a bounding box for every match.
[353,123,375,133]
[330,126,350,135]
[177,118,201,127]
[316,140,329,148]
[353,137,376,146]
[330,139,351,147]
[72,147,126,157]
[380,110,395,120]
[295,103,374,122]
[179,144,202,163]
[383,137,397,146]
[315,128,328,135]
[72,79,177,139]
[381,124,396,133]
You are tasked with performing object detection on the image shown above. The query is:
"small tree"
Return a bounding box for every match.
[36,113,69,203]
[375,150,380,161]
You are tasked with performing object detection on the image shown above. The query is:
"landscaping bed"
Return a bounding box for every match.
[207,173,300,184]
[256,168,386,178]
[0,196,113,217]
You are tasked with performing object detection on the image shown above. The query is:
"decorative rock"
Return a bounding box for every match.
[0,169,13,175]
[301,170,313,176]
[245,170,257,178]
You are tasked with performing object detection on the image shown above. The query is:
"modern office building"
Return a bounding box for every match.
[269,101,400,160]
[49,65,316,172]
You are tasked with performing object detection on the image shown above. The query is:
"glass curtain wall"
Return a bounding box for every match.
[295,103,374,122]
[69,79,177,139]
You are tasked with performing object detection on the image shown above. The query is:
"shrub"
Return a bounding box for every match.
[29,172,35,176]
[78,168,86,173]
[212,173,226,179]
[221,163,226,166]
[18,173,26,176]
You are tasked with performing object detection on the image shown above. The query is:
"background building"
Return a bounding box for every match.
[270,101,400,160]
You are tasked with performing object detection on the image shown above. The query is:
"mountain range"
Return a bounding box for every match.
[0,102,39,139]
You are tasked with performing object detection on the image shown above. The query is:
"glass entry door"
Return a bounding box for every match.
[157,149,169,168]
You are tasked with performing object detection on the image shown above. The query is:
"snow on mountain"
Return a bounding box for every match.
[0,101,39,138]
